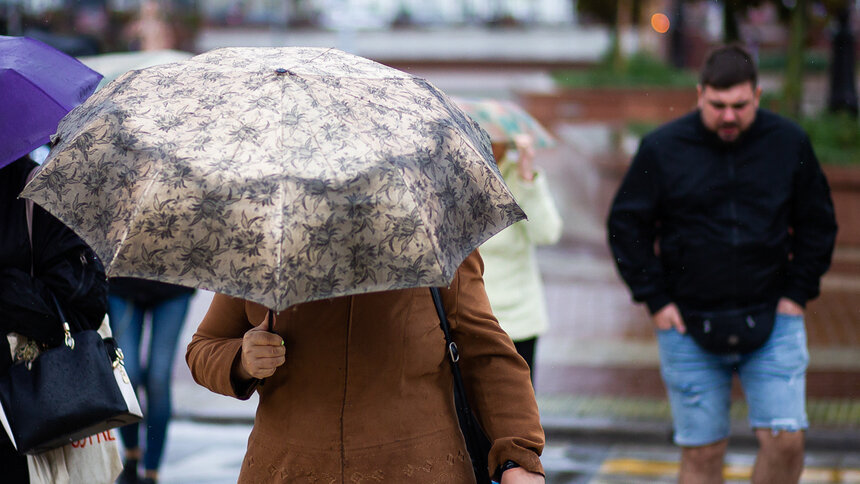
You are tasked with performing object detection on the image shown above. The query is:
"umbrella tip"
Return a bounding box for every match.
[275,68,288,75]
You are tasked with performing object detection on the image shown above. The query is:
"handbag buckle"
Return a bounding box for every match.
[113,348,131,383]
[63,323,75,350]
[448,342,460,363]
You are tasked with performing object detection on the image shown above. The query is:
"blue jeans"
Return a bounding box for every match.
[108,293,192,472]
[656,313,809,447]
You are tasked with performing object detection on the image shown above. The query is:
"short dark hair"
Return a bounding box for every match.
[700,44,757,89]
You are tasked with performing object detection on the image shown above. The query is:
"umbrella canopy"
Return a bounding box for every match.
[22,47,525,311]
[0,36,102,169]
[77,49,195,90]
[453,97,556,149]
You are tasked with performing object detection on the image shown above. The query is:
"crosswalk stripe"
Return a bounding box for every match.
[599,458,860,482]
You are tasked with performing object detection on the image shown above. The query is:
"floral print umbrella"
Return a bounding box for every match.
[21,47,525,311]
[453,97,556,149]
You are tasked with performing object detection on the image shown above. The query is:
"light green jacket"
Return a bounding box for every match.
[480,159,562,341]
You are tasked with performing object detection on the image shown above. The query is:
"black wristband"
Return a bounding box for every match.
[499,459,520,474]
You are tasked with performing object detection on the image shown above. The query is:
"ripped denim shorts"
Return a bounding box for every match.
[656,313,809,446]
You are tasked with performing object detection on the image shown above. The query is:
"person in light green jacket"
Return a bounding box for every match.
[480,135,563,383]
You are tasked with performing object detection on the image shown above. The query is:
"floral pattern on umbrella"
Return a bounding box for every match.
[22,47,525,311]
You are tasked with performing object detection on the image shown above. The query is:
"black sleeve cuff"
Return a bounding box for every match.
[782,286,810,308]
[645,293,673,315]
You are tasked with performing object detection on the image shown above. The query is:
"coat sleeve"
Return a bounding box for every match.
[506,168,563,246]
[606,138,671,314]
[443,250,545,477]
[783,136,837,306]
[185,294,254,399]
[0,204,107,346]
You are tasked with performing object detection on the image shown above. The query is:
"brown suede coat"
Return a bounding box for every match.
[186,251,544,483]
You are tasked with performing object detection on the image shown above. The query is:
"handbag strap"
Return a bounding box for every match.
[24,166,39,277]
[22,166,74,347]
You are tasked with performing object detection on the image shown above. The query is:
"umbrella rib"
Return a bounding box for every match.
[281,47,337,72]
[108,165,162,272]
[273,176,287,311]
[388,166,450,282]
[4,69,71,113]
[272,68,424,122]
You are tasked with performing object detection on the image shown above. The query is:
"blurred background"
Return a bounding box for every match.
[3,1,859,482]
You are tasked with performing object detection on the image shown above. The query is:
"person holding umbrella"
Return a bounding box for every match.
[187,250,546,483]
[0,36,107,481]
[481,134,562,382]
[454,96,562,382]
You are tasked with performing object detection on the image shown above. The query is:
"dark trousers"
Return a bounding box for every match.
[513,337,537,385]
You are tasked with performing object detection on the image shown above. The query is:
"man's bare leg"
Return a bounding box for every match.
[751,429,804,484]
[679,439,728,484]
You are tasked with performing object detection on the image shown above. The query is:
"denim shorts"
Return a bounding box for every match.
[656,313,809,446]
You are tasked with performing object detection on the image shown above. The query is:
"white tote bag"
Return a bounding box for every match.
[27,430,123,484]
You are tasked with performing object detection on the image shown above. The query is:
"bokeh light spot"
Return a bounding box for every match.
[651,13,670,34]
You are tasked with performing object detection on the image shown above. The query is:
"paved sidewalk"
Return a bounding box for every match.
[155,421,860,483]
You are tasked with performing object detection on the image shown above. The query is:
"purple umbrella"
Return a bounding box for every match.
[0,36,102,169]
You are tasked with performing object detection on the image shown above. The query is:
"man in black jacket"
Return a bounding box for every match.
[607,45,837,483]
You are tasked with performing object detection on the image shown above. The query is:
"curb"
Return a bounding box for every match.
[541,416,860,452]
[169,409,860,453]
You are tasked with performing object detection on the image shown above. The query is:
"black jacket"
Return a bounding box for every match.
[607,109,837,314]
[0,157,108,370]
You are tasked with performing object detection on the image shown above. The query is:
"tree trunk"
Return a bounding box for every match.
[781,0,807,119]
[828,6,859,116]
[723,0,740,43]
[669,0,686,68]
[609,0,628,72]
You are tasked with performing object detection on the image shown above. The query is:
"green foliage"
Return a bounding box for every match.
[801,112,860,165]
[552,53,698,89]
[625,120,661,138]
[757,50,830,74]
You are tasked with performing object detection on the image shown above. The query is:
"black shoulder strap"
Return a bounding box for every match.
[429,287,492,484]
[24,166,40,277]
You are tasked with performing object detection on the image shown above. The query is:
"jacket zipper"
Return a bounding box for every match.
[727,151,739,301]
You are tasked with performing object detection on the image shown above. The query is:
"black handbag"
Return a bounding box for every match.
[0,296,143,454]
[430,287,493,484]
[683,303,777,354]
